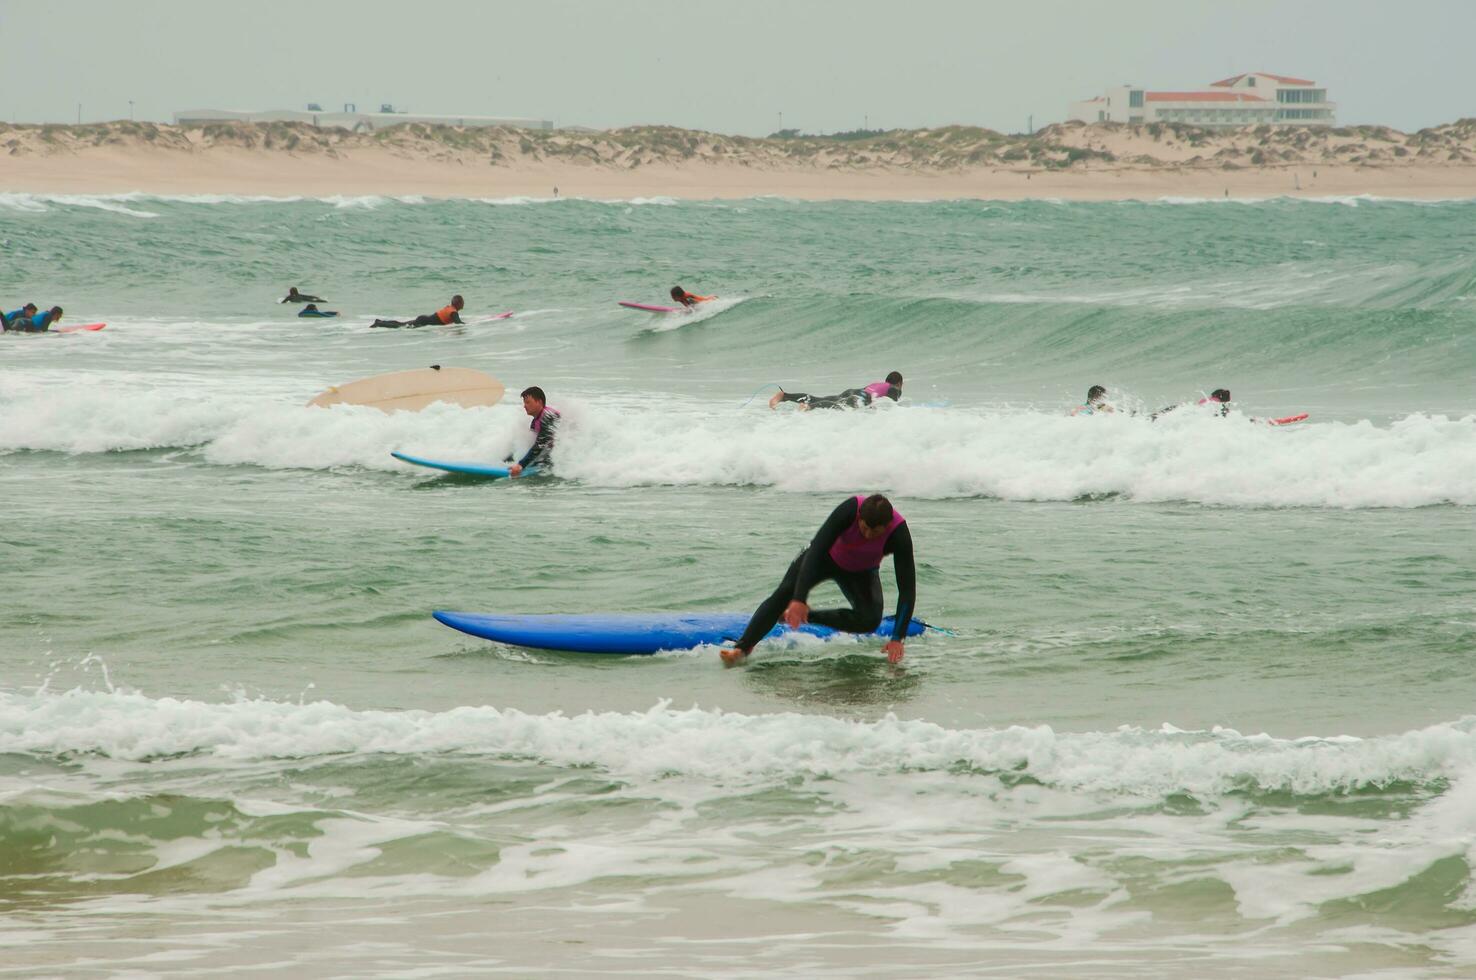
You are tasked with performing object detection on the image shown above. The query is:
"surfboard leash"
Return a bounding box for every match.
[739,382,783,408]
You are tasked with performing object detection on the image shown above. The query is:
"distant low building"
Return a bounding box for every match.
[173,107,553,132]
[1069,73,1335,128]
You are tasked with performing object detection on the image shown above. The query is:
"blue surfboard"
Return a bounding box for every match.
[391,451,537,479]
[433,610,930,655]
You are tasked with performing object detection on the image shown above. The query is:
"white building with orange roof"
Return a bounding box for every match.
[1068,73,1335,128]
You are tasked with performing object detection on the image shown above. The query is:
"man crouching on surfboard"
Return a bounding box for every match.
[721,494,916,666]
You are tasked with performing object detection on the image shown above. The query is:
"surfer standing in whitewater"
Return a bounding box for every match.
[721,494,916,666]
[506,386,559,477]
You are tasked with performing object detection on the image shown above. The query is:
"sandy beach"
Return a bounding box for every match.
[4,119,1476,201]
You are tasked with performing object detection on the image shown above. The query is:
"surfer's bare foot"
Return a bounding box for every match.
[767,390,785,410]
[720,646,748,667]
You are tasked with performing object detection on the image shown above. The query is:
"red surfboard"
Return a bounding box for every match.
[55,322,106,333]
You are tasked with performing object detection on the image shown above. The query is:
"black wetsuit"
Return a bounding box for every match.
[370,312,462,329]
[776,384,901,410]
[508,407,559,471]
[734,496,916,652]
[1151,399,1230,421]
[283,291,325,304]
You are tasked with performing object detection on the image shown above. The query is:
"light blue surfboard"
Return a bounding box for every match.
[391,451,538,479]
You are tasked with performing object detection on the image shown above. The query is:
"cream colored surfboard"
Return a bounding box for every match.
[307,366,505,412]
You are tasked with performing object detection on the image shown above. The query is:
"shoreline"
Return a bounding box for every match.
[5,158,1475,202]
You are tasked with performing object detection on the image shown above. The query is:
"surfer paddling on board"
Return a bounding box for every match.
[506,386,559,477]
[1151,388,1230,421]
[720,493,916,666]
[2,303,37,331]
[280,286,325,304]
[769,372,903,411]
[1071,385,1115,416]
[7,306,62,333]
[371,295,465,329]
[670,285,715,309]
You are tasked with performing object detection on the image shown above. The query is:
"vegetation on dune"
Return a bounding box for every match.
[4,118,1476,173]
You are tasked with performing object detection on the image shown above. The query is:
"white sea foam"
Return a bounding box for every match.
[636,294,746,331]
[1153,194,1476,206]
[1,690,1472,796]
[6,688,1476,967]
[0,192,159,217]
[2,379,1474,507]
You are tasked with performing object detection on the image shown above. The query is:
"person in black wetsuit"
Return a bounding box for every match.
[371,295,464,329]
[769,371,903,411]
[507,386,559,477]
[1151,388,1231,421]
[720,493,916,666]
[281,286,325,304]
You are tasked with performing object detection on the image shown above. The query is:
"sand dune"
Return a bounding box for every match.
[4,119,1475,200]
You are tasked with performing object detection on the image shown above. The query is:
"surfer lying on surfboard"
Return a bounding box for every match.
[2,305,62,332]
[371,294,465,329]
[1,303,37,330]
[1146,389,1306,425]
[1151,388,1231,421]
[768,372,904,411]
[670,285,715,308]
[507,386,559,477]
[721,493,916,666]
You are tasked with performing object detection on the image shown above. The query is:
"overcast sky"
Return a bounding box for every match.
[3,0,1472,133]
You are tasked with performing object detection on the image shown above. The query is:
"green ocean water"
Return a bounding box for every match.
[2,191,1476,976]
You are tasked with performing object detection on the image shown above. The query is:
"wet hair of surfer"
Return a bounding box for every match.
[520,386,546,411]
[857,493,894,535]
[886,371,903,386]
[450,295,464,310]
[1088,385,1107,404]
[1210,388,1231,402]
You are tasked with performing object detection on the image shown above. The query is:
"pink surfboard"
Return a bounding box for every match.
[1266,413,1308,426]
[56,322,106,333]
[477,312,514,322]
[618,301,685,313]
